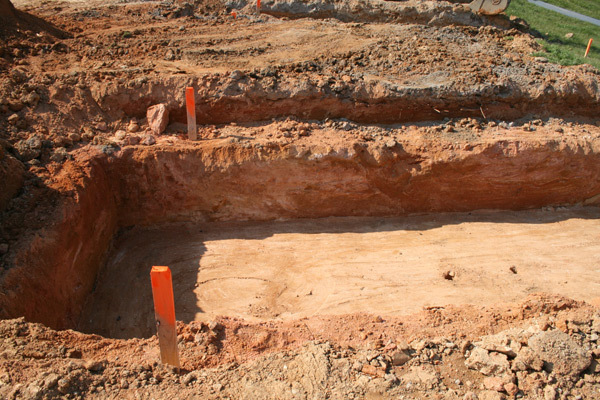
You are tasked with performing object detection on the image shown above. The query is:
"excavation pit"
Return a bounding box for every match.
[79,209,600,339]
[1,122,600,337]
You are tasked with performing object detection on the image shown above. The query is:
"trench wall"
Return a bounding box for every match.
[1,137,600,330]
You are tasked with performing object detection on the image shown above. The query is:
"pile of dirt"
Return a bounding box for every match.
[0,0,68,41]
[1,294,599,399]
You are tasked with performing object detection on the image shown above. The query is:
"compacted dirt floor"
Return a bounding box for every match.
[1,0,600,399]
[80,207,600,340]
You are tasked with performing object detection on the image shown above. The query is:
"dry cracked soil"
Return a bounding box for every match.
[0,0,600,399]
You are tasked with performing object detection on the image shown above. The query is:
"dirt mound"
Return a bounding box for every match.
[0,0,68,40]
[1,295,599,399]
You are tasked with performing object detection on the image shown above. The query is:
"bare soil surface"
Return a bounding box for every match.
[80,207,600,339]
[0,0,599,398]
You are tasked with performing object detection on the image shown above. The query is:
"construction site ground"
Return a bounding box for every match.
[0,0,599,399]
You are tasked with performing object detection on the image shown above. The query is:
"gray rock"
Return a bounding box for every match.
[14,137,42,161]
[391,350,411,366]
[511,347,543,372]
[476,332,520,358]
[465,347,510,376]
[182,372,196,385]
[49,147,68,163]
[528,330,591,376]
[229,70,244,80]
[165,49,176,61]
[141,134,156,146]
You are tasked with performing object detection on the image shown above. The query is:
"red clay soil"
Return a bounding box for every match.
[0,0,599,398]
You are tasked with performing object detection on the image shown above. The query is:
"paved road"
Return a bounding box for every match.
[527,0,600,27]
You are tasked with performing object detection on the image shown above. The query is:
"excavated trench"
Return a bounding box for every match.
[2,119,600,339]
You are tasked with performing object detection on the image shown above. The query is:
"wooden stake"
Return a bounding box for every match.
[584,38,593,58]
[185,87,197,141]
[150,266,180,368]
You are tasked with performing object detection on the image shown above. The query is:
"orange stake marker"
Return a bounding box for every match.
[257,0,261,11]
[185,87,197,141]
[584,38,593,58]
[151,266,180,368]
[231,11,237,19]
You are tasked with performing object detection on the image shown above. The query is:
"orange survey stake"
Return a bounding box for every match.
[584,38,593,58]
[185,87,197,140]
[151,266,180,368]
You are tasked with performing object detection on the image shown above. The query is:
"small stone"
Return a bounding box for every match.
[511,347,543,372]
[463,392,479,400]
[361,364,383,377]
[543,386,556,400]
[465,347,510,376]
[0,243,8,255]
[442,270,455,280]
[85,360,106,372]
[478,391,506,400]
[57,378,71,394]
[7,113,19,125]
[165,49,176,61]
[213,383,223,392]
[127,122,139,133]
[49,147,68,163]
[141,134,156,146]
[391,350,411,366]
[460,340,472,354]
[229,70,244,80]
[14,137,42,161]
[96,122,108,132]
[82,130,95,141]
[504,382,518,396]
[69,133,81,142]
[509,266,517,274]
[115,130,127,140]
[147,104,169,134]
[565,33,574,39]
[483,376,504,392]
[534,57,548,63]
[8,100,24,111]
[182,373,196,385]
